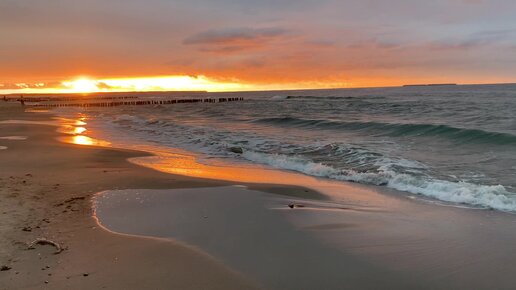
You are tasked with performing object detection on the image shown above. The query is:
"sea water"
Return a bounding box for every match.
[60,84,516,211]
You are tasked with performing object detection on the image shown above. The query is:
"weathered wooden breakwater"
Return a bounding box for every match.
[22,97,244,108]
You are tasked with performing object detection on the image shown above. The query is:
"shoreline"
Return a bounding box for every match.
[0,104,262,289]
[2,103,516,289]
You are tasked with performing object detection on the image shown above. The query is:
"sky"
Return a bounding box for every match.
[1,0,515,93]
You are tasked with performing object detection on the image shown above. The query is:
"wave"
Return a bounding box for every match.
[98,112,516,212]
[242,150,516,212]
[269,95,385,101]
[271,95,289,100]
[254,117,516,145]
[286,95,385,100]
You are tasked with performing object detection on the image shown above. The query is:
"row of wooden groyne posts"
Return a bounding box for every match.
[5,96,245,108]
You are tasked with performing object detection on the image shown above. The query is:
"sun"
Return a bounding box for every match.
[57,75,249,93]
[62,78,99,93]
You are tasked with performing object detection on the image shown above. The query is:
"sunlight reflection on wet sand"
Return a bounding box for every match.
[52,115,111,147]
[59,135,111,147]
[128,149,400,208]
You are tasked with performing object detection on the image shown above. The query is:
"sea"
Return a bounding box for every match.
[56,84,516,212]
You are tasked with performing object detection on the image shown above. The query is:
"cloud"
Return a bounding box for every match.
[183,27,291,54]
[306,39,336,48]
[0,82,56,90]
[461,0,484,4]
[428,29,516,50]
[346,38,402,49]
[95,82,113,90]
[183,27,288,45]
[2,0,516,89]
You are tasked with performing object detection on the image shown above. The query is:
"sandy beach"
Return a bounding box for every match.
[2,102,516,290]
[3,0,516,288]
[0,103,259,289]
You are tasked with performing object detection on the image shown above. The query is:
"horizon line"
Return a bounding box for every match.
[2,81,515,96]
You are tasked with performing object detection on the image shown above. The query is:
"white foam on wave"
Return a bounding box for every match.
[243,151,338,177]
[115,114,146,124]
[271,95,288,100]
[242,150,516,212]
[83,109,516,212]
[386,173,516,212]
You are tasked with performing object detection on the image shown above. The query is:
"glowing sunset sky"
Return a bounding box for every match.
[1,0,515,93]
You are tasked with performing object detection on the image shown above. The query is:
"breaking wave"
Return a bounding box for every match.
[242,150,516,212]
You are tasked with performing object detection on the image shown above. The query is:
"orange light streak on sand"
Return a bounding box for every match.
[73,127,87,134]
[129,152,316,184]
[127,150,402,207]
[56,117,110,147]
[61,135,111,147]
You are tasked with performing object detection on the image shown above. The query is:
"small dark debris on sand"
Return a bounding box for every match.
[64,196,86,203]
[55,196,86,207]
[22,226,32,232]
[288,204,306,209]
[1,265,12,271]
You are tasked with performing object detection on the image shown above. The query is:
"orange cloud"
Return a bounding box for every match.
[1,0,516,92]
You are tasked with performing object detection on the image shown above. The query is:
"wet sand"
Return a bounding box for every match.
[94,186,409,289]
[2,102,516,289]
[94,185,516,290]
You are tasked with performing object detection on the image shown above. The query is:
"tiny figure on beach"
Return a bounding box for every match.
[3,96,6,102]
[20,95,25,106]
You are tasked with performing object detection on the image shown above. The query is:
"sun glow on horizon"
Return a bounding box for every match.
[62,78,99,93]
[56,75,249,94]
[1,75,357,95]
[102,76,248,92]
